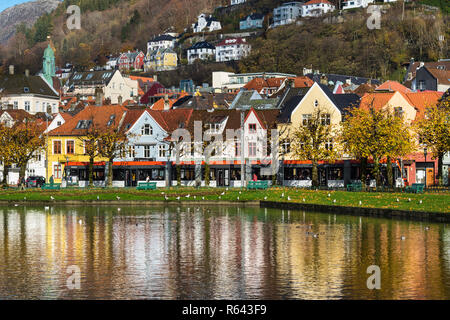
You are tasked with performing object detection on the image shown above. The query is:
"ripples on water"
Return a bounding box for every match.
[0,205,449,300]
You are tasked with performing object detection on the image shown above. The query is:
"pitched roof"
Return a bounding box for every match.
[278,95,304,123]
[0,74,59,97]
[188,41,215,50]
[148,34,176,42]
[305,0,333,4]
[173,92,235,110]
[317,83,360,114]
[359,92,396,110]
[241,13,265,21]
[216,38,248,47]
[0,109,35,123]
[243,77,286,92]
[67,70,116,87]
[403,91,443,119]
[375,80,411,93]
[147,109,193,132]
[306,73,381,86]
[48,105,128,136]
[404,60,450,87]
[426,68,450,85]
[230,90,279,109]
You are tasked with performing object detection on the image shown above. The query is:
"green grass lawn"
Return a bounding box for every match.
[0,187,449,213]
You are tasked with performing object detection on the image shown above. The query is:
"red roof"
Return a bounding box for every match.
[375,80,411,93]
[305,0,333,5]
[216,37,248,47]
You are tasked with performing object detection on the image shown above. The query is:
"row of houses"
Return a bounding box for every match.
[1,73,447,187]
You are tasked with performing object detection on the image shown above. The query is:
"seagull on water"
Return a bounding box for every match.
[193,196,196,199]
[221,191,225,195]
[202,196,205,200]
[218,196,221,200]
[50,196,55,201]
[44,206,49,210]
[14,204,19,207]
[165,196,169,200]
[237,196,239,200]
[97,196,100,200]
[117,208,121,212]
[185,194,190,198]
[116,196,120,200]
[176,196,180,200]
[419,200,422,204]
[396,198,399,202]
[408,198,411,202]
[303,198,306,202]
[359,200,362,206]
[264,196,267,200]
[328,193,331,197]
[333,199,336,203]
[287,196,291,201]
[281,192,284,197]
[401,236,406,240]
[239,191,241,194]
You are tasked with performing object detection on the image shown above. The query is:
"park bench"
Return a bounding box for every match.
[41,183,61,190]
[136,182,157,190]
[347,182,362,192]
[247,181,269,190]
[405,183,425,194]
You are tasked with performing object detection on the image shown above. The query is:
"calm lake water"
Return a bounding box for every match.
[0,204,450,300]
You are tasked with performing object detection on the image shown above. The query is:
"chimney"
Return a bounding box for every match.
[346,78,351,85]
[9,65,14,75]
[95,87,104,106]
[163,94,170,110]
[25,69,29,77]
[320,75,328,85]
[118,95,123,105]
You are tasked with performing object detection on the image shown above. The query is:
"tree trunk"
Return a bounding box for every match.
[176,164,181,187]
[311,161,319,188]
[89,158,94,187]
[386,156,393,188]
[205,163,210,187]
[19,163,26,189]
[437,152,444,186]
[360,157,367,190]
[373,157,381,187]
[2,164,9,187]
[107,160,113,187]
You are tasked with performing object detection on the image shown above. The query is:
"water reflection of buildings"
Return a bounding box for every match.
[0,206,450,299]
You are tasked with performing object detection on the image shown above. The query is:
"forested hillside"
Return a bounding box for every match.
[0,0,448,84]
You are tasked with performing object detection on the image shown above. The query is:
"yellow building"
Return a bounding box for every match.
[47,105,128,185]
[277,82,360,187]
[145,48,178,72]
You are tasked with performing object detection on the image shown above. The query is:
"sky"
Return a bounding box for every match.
[0,0,34,12]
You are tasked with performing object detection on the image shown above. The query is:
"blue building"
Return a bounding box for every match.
[239,13,264,30]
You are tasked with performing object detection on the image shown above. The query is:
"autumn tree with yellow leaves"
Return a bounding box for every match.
[415,92,450,186]
[98,127,131,188]
[290,107,339,187]
[0,119,45,187]
[0,125,15,187]
[341,107,415,187]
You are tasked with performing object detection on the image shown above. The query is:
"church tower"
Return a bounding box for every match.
[43,42,56,87]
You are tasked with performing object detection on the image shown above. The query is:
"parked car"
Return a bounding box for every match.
[26,176,46,188]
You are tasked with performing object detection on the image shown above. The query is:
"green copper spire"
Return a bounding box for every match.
[43,44,56,87]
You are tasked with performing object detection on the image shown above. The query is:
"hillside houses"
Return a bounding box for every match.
[215,38,251,62]
[192,14,222,33]
[147,34,176,52]
[187,41,216,64]
[240,13,265,30]
[118,51,145,71]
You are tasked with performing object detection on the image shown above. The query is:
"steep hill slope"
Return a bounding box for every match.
[0,0,60,44]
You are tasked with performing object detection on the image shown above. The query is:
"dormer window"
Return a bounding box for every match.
[249,123,257,133]
[107,114,116,126]
[75,120,92,129]
[141,124,152,135]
